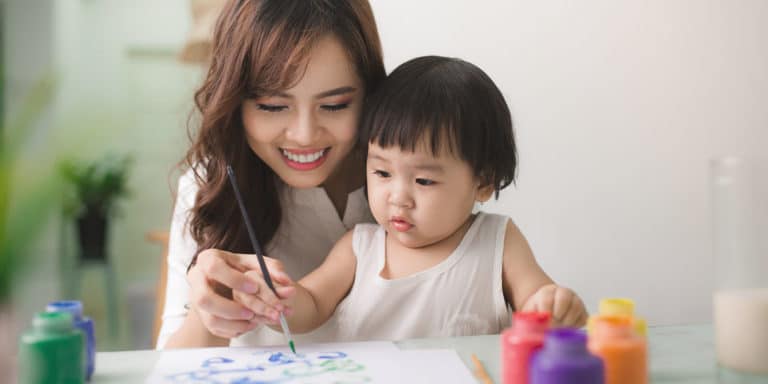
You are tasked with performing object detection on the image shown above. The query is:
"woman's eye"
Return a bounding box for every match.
[373,170,390,178]
[415,178,436,186]
[257,104,287,112]
[321,103,349,112]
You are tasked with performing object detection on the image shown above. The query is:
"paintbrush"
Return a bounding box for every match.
[226,164,296,354]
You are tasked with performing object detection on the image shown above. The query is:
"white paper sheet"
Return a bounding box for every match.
[146,341,477,383]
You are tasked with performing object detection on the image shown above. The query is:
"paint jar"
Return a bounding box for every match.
[530,328,604,384]
[587,298,647,337]
[501,312,550,384]
[46,300,95,380]
[588,315,647,384]
[18,311,85,383]
[711,156,768,376]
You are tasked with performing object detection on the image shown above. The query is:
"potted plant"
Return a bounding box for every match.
[59,154,132,263]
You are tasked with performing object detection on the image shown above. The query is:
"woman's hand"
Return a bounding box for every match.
[521,284,588,328]
[186,248,292,339]
[232,263,297,327]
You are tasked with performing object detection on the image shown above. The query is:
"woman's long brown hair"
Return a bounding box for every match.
[183,0,385,263]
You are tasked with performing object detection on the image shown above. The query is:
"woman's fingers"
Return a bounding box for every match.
[196,249,261,294]
[240,269,298,316]
[242,270,284,308]
[233,290,281,324]
[188,249,297,339]
[189,272,255,320]
[187,248,279,339]
[264,257,293,284]
[234,255,294,286]
[197,310,259,339]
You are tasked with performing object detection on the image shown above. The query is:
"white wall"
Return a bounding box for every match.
[370,0,768,325]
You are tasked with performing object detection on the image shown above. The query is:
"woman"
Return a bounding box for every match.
[158,0,386,349]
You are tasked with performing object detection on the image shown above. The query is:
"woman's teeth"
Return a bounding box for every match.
[281,149,326,163]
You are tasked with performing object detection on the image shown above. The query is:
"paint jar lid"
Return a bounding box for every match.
[544,328,589,353]
[33,311,74,333]
[46,300,83,320]
[599,298,635,316]
[633,317,647,337]
[512,312,551,333]
[592,314,634,339]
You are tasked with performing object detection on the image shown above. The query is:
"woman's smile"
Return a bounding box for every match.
[280,147,330,170]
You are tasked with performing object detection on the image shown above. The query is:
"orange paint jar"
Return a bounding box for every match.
[588,315,647,384]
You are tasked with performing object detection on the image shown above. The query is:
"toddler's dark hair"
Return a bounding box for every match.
[360,56,517,197]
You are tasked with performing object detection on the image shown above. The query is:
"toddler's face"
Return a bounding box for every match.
[366,141,491,248]
[241,34,363,189]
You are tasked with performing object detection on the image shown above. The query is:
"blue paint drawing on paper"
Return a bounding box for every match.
[162,350,371,384]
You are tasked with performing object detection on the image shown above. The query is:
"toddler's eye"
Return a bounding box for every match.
[257,104,287,112]
[372,170,390,178]
[321,103,349,112]
[415,178,436,186]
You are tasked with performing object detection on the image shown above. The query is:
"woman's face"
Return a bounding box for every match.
[242,35,364,189]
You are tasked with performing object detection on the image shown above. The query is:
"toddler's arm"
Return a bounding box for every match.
[501,219,588,327]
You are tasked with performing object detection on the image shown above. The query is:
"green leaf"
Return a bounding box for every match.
[0,73,58,302]
[58,153,133,217]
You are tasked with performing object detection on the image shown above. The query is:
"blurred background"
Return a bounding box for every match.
[2,0,201,351]
[1,0,767,352]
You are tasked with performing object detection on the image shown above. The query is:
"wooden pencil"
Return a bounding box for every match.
[471,353,494,384]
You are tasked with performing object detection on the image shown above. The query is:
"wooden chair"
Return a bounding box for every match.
[145,230,170,348]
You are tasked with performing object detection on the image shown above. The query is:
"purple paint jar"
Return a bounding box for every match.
[531,328,604,384]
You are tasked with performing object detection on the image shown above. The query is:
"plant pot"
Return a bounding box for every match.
[76,210,108,262]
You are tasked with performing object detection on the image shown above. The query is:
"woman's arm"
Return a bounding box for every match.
[157,170,210,349]
[158,171,266,349]
[163,308,229,348]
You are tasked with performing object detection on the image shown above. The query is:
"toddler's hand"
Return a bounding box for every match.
[232,257,296,325]
[521,284,588,328]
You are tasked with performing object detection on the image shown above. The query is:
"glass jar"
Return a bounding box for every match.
[710,155,768,376]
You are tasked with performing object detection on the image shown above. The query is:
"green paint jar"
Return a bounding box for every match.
[18,311,85,383]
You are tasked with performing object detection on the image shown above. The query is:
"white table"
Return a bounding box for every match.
[93,324,768,383]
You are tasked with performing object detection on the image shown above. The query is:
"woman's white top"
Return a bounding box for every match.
[156,169,374,349]
[324,211,510,342]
